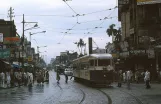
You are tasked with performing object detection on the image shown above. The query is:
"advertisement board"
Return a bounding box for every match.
[3,37,20,44]
[0,49,10,59]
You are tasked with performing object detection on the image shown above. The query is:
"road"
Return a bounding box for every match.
[0,71,161,104]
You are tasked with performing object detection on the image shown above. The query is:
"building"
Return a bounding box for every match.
[118,0,161,79]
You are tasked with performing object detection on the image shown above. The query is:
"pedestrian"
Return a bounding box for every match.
[144,70,151,89]
[135,70,139,84]
[6,72,11,88]
[1,72,5,88]
[64,73,68,84]
[127,70,131,90]
[117,70,122,87]
[46,71,49,82]
[17,71,22,87]
[123,72,126,83]
[28,72,33,87]
[56,71,60,84]
[23,72,28,86]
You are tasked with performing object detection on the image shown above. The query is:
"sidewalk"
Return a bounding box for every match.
[112,82,161,104]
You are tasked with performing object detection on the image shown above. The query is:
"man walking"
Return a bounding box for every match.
[56,71,60,84]
[144,70,151,89]
[127,70,131,90]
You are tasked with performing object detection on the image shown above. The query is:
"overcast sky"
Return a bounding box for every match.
[0,0,120,64]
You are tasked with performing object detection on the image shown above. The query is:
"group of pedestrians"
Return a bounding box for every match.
[36,70,49,84]
[118,69,152,89]
[0,69,34,88]
[56,70,73,84]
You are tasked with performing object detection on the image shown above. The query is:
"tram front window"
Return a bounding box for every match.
[98,59,110,66]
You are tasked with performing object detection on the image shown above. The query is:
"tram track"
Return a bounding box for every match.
[119,90,144,104]
[78,88,86,104]
[97,89,112,104]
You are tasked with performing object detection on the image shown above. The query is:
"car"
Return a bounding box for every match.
[64,68,73,76]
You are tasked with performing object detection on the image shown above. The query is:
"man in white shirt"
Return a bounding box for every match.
[144,70,151,89]
[1,72,5,88]
[127,70,131,90]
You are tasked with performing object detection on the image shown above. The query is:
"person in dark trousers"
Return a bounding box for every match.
[144,70,151,89]
[46,71,49,82]
[64,73,68,83]
[56,71,60,84]
[117,70,122,87]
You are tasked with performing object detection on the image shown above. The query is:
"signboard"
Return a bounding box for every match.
[0,49,10,59]
[137,0,161,5]
[120,52,129,58]
[28,56,33,62]
[147,49,155,58]
[3,37,20,44]
[137,0,153,2]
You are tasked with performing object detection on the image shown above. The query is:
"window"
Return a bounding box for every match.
[98,59,110,66]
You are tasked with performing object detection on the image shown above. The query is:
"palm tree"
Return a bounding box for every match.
[75,39,86,55]
[115,28,122,42]
[106,24,118,42]
[106,24,122,43]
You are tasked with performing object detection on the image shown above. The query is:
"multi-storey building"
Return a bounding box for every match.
[118,0,161,79]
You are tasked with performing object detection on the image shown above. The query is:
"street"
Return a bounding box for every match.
[0,71,161,104]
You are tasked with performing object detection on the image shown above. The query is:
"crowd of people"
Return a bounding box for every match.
[117,69,161,89]
[0,69,49,88]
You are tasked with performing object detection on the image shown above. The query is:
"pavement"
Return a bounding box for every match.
[101,82,161,104]
[0,71,161,104]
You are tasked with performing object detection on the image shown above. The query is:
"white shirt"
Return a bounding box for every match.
[1,72,5,80]
[123,73,126,78]
[144,71,150,80]
[127,71,131,80]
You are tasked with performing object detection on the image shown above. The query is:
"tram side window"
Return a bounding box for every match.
[81,63,89,70]
[98,59,110,66]
[90,60,97,66]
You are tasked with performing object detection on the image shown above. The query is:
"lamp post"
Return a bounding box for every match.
[29,31,46,42]
[22,14,38,68]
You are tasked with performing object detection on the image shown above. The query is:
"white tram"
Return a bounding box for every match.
[72,54,114,86]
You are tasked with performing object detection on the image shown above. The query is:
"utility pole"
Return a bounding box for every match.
[22,14,25,68]
[8,7,14,21]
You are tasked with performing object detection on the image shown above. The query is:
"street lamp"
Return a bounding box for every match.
[37,46,47,53]
[24,23,39,31]
[29,31,46,42]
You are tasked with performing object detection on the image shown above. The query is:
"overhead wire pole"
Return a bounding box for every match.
[22,14,38,68]
[22,14,25,68]
[8,7,14,21]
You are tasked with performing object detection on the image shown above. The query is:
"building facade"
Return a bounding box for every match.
[118,0,161,80]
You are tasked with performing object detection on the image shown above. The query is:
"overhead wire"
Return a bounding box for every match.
[63,0,78,15]
[82,8,117,39]
[14,14,73,18]
[80,6,118,16]
[79,16,118,24]
[57,22,78,44]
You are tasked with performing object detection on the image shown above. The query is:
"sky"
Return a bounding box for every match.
[0,0,120,64]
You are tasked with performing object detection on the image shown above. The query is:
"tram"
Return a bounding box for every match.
[72,54,114,86]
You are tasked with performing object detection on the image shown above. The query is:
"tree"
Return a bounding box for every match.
[75,38,86,55]
[106,24,122,42]
[106,24,118,42]
[115,28,122,42]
